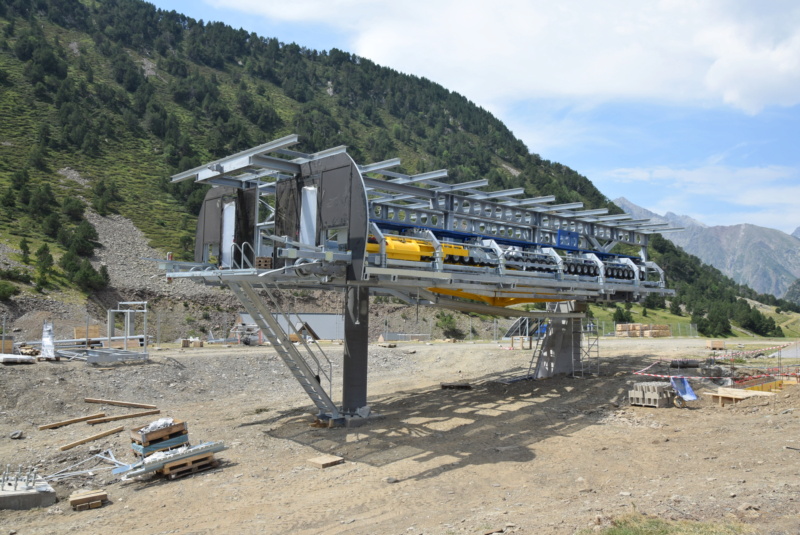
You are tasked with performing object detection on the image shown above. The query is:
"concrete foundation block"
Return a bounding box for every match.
[0,478,57,510]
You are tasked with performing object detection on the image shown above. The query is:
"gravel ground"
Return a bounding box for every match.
[2,338,800,534]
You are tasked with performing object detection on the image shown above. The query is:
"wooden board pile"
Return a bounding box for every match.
[72,325,103,348]
[616,324,671,338]
[69,489,107,511]
[73,325,102,339]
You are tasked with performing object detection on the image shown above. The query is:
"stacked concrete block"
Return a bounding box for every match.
[629,381,674,408]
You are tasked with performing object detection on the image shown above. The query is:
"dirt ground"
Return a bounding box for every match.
[2,338,800,534]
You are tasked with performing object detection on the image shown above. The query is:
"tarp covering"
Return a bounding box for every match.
[670,377,698,401]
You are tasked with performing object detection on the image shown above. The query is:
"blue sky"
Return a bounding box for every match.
[149,0,800,234]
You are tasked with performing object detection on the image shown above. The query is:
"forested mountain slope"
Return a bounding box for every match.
[0,0,615,257]
[0,0,796,337]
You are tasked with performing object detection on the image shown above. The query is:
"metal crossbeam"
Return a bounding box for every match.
[171,135,300,183]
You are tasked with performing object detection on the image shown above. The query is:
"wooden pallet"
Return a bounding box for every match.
[704,388,775,407]
[131,420,187,446]
[160,453,218,480]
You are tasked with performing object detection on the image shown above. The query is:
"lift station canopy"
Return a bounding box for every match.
[162,134,675,314]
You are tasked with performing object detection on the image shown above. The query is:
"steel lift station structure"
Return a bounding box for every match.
[160,134,676,425]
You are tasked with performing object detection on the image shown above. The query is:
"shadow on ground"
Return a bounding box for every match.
[265,354,656,481]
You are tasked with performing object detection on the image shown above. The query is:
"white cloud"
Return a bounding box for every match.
[597,163,800,233]
[197,0,800,233]
[207,0,800,113]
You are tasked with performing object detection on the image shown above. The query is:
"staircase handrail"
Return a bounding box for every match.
[259,284,334,395]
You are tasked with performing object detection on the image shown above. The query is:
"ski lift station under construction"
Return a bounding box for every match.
[160,134,676,426]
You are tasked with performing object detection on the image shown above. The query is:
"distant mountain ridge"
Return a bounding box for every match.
[614,198,707,230]
[614,198,800,298]
[793,227,800,240]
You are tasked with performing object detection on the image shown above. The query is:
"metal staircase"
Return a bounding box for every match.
[227,281,340,420]
[526,321,548,378]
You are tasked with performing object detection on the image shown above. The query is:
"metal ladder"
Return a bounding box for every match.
[227,281,340,419]
[570,317,583,377]
[525,319,546,378]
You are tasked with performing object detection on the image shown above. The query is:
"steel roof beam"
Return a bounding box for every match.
[588,214,635,222]
[465,188,525,200]
[430,179,490,193]
[545,202,585,212]
[388,169,450,184]
[359,158,402,174]
[295,145,349,163]
[556,208,609,218]
[251,154,301,174]
[651,227,685,233]
[617,223,671,231]
[499,195,557,206]
[171,134,299,182]
[363,177,436,198]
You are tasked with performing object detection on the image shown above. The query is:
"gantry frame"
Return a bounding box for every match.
[160,135,677,422]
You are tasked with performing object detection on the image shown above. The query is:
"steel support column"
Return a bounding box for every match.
[342,286,369,414]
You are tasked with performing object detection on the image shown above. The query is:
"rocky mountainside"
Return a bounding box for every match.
[786,279,800,307]
[615,198,800,299]
[614,198,707,230]
[793,227,800,240]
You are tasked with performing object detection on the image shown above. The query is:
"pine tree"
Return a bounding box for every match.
[19,238,30,264]
[1,187,15,209]
[34,243,53,291]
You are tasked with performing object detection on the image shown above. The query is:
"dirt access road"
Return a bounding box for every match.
[2,338,800,534]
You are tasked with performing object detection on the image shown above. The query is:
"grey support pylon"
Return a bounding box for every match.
[532,301,582,379]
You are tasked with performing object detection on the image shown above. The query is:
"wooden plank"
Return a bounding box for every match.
[69,489,108,507]
[308,454,344,469]
[59,426,124,451]
[85,409,160,425]
[39,413,106,430]
[717,387,774,398]
[84,398,158,409]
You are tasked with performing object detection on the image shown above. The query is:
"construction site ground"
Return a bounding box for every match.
[2,337,800,534]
